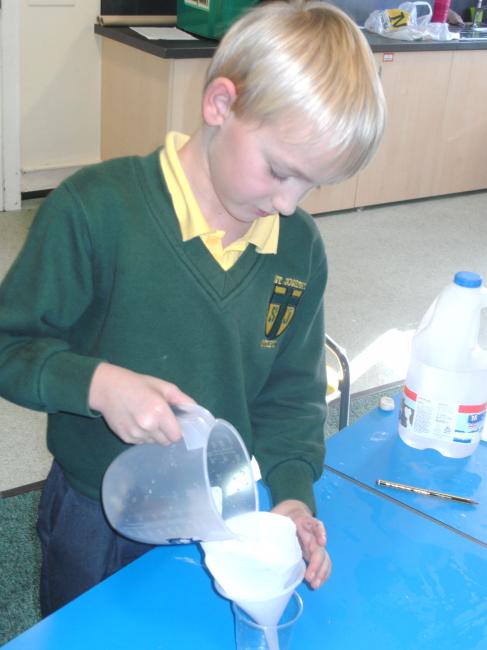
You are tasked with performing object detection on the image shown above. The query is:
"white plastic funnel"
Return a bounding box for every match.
[202,512,305,631]
[222,559,305,626]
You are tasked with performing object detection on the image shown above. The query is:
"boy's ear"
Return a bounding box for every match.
[202,77,237,126]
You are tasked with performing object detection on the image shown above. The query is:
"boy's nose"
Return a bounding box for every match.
[272,190,298,216]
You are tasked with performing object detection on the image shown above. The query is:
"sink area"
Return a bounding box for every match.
[457,27,487,40]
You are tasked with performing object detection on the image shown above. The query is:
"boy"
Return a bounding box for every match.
[0,1,385,615]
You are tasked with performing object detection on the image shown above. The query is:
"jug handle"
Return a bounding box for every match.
[172,404,215,450]
[414,297,437,335]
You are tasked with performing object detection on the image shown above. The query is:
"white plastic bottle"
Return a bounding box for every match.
[398,271,487,458]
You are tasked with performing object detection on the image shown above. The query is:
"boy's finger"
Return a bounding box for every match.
[154,404,183,443]
[306,549,332,589]
[305,519,326,544]
[146,429,170,445]
[298,518,326,548]
[156,423,182,444]
[160,381,196,407]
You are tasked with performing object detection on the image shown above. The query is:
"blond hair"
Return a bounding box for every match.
[206,1,386,183]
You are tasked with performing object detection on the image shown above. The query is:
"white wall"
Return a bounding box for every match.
[20,0,101,192]
[1,1,21,210]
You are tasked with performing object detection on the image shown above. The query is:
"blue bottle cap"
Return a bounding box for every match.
[454,271,482,288]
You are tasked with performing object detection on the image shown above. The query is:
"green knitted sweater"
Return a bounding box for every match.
[0,150,327,512]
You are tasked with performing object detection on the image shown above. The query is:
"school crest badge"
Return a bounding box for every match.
[261,275,306,348]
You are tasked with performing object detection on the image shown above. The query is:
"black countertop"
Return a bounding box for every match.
[94,24,487,59]
[94,25,217,58]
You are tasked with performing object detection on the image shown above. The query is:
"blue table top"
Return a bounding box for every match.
[325,395,487,546]
[5,474,487,650]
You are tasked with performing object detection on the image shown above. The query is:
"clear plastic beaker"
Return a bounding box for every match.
[232,591,304,650]
[102,404,258,544]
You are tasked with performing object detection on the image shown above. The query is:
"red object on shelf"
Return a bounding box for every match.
[431,0,451,22]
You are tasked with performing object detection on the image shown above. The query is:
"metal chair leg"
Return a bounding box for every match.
[325,334,351,430]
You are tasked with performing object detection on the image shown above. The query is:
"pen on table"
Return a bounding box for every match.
[376,479,479,505]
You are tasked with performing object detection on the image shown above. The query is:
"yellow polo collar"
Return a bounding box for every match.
[159,132,279,270]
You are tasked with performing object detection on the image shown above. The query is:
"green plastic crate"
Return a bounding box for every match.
[177,0,259,40]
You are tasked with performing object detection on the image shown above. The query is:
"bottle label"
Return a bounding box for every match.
[400,386,486,444]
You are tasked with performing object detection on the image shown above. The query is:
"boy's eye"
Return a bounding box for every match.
[269,167,287,182]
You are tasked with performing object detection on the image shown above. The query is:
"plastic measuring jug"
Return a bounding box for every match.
[102,404,258,544]
[399,271,487,457]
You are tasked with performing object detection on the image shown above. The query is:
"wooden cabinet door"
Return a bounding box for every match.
[101,42,209,160]
[166,58,210,135]
[300,178,357,215]
[355,51,452,206]
[101,38,171,159]
[434,49,487,195]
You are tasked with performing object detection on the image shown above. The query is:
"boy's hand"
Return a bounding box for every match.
[272,499,332,590]
[88,362,196,445]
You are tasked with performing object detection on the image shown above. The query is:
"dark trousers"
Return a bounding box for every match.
[37,461,154,617]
